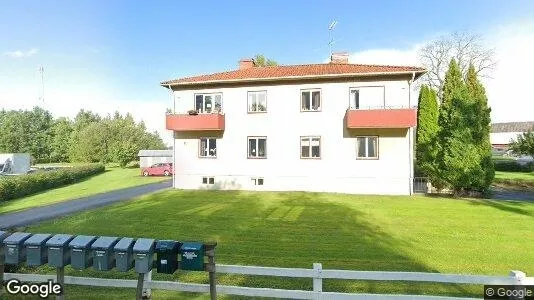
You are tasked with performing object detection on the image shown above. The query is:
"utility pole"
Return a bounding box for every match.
[38,65,45,104]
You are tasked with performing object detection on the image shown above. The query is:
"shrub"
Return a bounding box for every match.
[493,160,534,172]
[0,164,105,202]
[125,161,140,168]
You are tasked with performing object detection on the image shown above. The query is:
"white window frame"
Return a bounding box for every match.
[199,138,217,158]
[247,137,267,159]
[356,136,379,159]
[301,89,322,112]
[202,176,215,185]
[248,91,267,113]
[300,136,321,159]
[194,93,223,113]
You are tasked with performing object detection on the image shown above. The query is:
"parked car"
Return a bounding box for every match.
[142,163,174,177]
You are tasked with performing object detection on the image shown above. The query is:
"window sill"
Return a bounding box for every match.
[247,156,267,159]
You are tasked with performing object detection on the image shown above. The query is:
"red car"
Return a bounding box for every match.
[142,163,174,177]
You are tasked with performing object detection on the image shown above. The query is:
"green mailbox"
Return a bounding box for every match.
[155,240,181,274]
[91,236,119,271]
[24,233,52,266]
[114,237,135,272]
[3,232,32,265]
[180,242,204,271]
[0,231,12,264]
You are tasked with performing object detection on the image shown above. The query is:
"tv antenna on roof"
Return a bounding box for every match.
[328,20,338,56]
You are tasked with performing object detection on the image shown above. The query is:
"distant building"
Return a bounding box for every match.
[138,150,173,168]
[490,122,534,153]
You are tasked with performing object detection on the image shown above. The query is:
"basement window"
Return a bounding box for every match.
[202,176,215,185]
[251,177,264,186]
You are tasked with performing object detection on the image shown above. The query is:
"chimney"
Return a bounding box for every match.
[239,58,255,70]
[330,52,349,64]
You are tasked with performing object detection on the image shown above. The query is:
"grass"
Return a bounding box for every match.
[0,168,169,215]
[495,171,534,181]
[20,190,534,298]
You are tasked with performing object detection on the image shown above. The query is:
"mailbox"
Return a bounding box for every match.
[132,238,155,273]
[91,236,119,271]
[46,234,74,267]
[114,237,135,272]
[180,242,204,271]
[155,240,181,274]
[24,233,52,266]
[3,232,32,265]
[0,231,11,264]
[69,235,97,270]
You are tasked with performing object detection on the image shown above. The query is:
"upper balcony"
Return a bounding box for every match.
[345,106,417,129]
[166,110,225,132]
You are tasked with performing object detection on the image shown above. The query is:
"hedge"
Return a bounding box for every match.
[493,160,534,172]
[0,164,105,202]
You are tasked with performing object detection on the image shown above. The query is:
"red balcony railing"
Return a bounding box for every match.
[166,112,225,132]
[345,107,417,129]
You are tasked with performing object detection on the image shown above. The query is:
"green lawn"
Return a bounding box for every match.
[495,171,534,181]
[0,168,169,215]
[21,190,534,298]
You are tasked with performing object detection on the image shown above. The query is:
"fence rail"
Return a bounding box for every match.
[4,263,533,299]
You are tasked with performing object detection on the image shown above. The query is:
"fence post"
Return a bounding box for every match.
[142,270,152,299]
[56,267,65,300]
[0,263,4,297]
[313,263,323,300]
[510,270,526,300]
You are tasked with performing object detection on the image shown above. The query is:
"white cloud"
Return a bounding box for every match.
[345,20,534,123]
[3,48,39,58]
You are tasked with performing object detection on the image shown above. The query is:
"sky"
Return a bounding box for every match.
[1,0,533,146]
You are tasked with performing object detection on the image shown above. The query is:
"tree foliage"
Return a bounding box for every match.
[0,107,167,166]
[254,54,278,66]
[415,85,439,178]
[510,131,534,158]
[417,32,496,100]
[434,59,493,193]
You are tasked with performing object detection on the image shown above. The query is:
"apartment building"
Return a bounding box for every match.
[162,53,425,195]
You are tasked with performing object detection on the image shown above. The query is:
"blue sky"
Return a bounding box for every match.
[1,0,533,144]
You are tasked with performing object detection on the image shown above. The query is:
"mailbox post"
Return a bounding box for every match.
[204,242,218,300]
[133,238,155,300]
[46,234,74,300]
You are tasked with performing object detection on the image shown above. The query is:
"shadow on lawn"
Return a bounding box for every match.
[467,199,533,217]
[32,190,472,297]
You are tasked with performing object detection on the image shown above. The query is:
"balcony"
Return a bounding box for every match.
[345,106,417,129]
[166,111,225,132]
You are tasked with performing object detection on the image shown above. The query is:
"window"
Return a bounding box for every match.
[248,91,267,112]
[356,137,378,159]
[301,89,321,111]
[301,136,321,158]
[202,176,215,184]
[199,138,217,158]
[195,93,222,113]
[248,137,267,158]
[251,177,264,186]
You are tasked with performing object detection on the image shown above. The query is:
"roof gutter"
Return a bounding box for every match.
[161,70,427,87]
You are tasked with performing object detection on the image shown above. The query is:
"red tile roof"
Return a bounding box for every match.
[161,63,426,86]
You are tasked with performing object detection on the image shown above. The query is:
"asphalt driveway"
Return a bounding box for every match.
[0,180,172,230]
